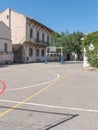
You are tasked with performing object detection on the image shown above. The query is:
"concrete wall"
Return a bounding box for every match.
[0,21,11,39]
[0,8,26,44]
[11,10,26,44]
[83,48,89,67]
[0,53,13,64]
[23,45,46,62]
[0,8,11,28]
[0,21,13,63]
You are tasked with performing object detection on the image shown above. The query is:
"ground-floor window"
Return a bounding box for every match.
[29,48,33,56]
[4,43,8,52]
[36,49,39,57]
[41,50,45,57]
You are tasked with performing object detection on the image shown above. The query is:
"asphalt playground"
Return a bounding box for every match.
[0,62,98,130]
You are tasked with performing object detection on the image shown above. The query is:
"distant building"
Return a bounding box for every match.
[0,8,53,63]
[0,21,13,64]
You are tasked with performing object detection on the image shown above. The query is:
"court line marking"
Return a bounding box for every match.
[6,71,60,91]
[0,72,72,118]
[0,99,98,113]
[0,80,6,95]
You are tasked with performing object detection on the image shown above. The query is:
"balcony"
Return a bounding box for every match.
[30,38,50,46]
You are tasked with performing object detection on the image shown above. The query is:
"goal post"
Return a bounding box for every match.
[45,46,63,64]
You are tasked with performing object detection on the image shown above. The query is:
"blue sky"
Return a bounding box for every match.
[0,0,98,34]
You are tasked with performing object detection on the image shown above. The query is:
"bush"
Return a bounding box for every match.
[82,31,98,67]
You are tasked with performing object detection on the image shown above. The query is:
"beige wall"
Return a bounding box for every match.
[0,8,10,28]
[0,8,26,44]
[26,21,52,44]
[24,47,46,62]
[11,10,26,44]
[0,21,11,39]
[0,39,12,52]
[0,21,12,52]
[0,21,13,63]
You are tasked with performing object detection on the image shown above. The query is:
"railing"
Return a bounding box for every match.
[30,38,50,45]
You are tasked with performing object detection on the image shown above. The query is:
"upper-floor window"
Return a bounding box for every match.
[7,15,9,19]
[4,43,7,52]
[47,35,49,44]
[30,28,33,38]
[51,37,53,43]
[42,33,44,42]
[37,31,39,42]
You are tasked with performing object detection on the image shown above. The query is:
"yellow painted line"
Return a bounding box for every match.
[0,72,72,118]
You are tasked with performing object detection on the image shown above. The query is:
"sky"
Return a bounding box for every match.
[0,0,98,34]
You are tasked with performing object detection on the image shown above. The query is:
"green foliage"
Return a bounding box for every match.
[51,31,84,55]
[82,31,98,67]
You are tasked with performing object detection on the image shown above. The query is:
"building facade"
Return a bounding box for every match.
[0,21,13,64]
[0,8,53,63]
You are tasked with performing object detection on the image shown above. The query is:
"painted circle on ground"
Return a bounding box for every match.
[0,80,6,95]
[6,71,60,91]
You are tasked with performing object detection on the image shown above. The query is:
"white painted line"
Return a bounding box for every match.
[6,71,60,91]
[0,99,98,113]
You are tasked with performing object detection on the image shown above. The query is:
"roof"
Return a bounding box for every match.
[26,16,53,33]
[0,8,54,33]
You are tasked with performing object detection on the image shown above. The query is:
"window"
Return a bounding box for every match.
[29,48,33,56]
[36,49,39,57]
[7,15,9,19]
[4,43,7,52]
[42,33,44,42]
[51,37,53,43]
[30,28,33,38]
[37,31,39,42]
[47,35,49,44]
[41,50,45,57]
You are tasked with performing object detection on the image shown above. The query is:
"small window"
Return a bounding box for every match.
[7,15,9,19]
[42,33,44,42]
[30,28,33,38]
[36,49,39,57]
[29,48,33,56]
[37,31,39,42]
[4,43,7,52]
[47,35,49,44]
[41,50,45,57]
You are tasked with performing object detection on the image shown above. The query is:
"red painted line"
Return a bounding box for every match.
[0,80,6,95]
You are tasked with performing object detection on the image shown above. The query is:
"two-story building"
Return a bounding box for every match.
[0,21,13,64]
[0,8,53,63]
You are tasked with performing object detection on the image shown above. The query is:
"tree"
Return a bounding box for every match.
[51,31,84,56]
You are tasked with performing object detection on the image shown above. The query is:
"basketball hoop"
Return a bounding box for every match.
[49,46,56,53]
[45,46,63,64]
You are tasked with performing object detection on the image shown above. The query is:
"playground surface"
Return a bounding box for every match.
[0,62,98,130]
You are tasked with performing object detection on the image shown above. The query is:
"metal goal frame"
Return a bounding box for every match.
[45,46,63,64]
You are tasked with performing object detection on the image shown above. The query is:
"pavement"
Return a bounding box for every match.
[0,62,98,130]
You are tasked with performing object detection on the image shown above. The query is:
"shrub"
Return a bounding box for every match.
[82,31,98,67]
